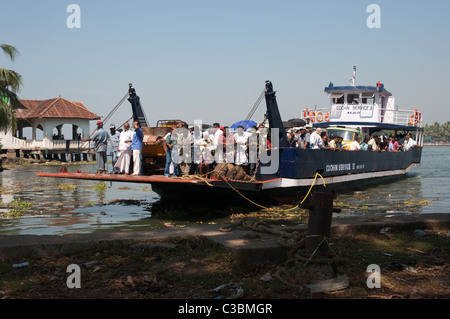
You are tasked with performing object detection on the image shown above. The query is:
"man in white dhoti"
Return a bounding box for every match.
[223,126,235,164]
[191,125,203,174]
[177,124,193,176]
[114,122,133,174]
[234,125,249,165]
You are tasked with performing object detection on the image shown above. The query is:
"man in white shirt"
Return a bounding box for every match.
[234,125,249,165]
[349,137,362,151]
[403,134,417,151]
[309,128,322,149]
[368,135,379,151]
[114,122,133,174]
[209,123,223,163]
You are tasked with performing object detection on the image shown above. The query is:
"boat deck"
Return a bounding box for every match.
[37,172,210,184]
[36,171,277,193]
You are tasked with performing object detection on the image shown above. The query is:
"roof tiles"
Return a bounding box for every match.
[16,97,100,120]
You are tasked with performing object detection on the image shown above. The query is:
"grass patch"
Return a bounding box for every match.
[92,182,107,191]
[0,199,34,219]
[8,200,33,209]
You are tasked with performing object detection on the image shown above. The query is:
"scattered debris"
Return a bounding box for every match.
[84,260,100,268]
[380,227,393,238]
[260,273,272,282]
[125,276,136,287]
[92,266,102,273]
[306,275,349,293]
[404,266,418,274]
[12,262,29,268]
[413,229,428,237]
[212,282,244,299]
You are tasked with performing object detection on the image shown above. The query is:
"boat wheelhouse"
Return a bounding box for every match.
[301,69,424,146]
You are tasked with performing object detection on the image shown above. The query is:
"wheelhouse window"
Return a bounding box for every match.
[330,93,344,104]
[347,94,360,105]
[361,93,375,105]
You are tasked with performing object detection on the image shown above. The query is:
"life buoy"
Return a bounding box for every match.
[325,112,330,122]
[309,111,316,123]
[303,108,309,119]
[316,111,324,122]
[410,109,419,126]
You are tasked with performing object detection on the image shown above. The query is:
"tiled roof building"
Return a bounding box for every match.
[16,96,100,120]
[0,96,101,153]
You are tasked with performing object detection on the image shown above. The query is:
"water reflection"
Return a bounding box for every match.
[333,172,430,218]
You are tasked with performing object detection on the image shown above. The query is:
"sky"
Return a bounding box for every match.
[1,0,450,136]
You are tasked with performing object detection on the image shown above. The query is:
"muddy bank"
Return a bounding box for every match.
[0,223,448,299]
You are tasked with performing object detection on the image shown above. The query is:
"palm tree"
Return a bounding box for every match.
[0,44,23,133]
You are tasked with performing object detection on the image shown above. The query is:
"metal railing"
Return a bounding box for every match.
[300,106,423,128]
[9,137,91,152]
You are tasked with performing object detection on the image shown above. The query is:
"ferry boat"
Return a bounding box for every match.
[38,70,423,204]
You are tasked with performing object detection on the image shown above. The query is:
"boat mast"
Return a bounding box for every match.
[349,65,356,86]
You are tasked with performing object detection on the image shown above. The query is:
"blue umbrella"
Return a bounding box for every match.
[230,120,258,131]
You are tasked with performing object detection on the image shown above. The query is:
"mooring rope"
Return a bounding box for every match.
[221,172,326,211]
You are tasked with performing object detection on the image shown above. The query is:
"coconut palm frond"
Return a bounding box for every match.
[0,85,20,109]
[0,44,21,133]
[1,44,19,61]
[0,67,23,92]
[0,98,17,133]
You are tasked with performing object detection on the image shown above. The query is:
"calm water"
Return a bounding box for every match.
[0,146,449,235]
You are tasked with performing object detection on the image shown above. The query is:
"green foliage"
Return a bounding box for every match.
[423,121,450,142]
[93,182,107,191]
[0,43,22,133]
[9,200,33,209]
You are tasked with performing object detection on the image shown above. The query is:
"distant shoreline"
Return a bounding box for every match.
[1,159,93,168]
[423,142,450,146]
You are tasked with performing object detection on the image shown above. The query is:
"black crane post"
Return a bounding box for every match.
[263,81,289,148]
[128,83,149,128]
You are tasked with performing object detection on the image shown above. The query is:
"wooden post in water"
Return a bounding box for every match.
[306,191,334,256]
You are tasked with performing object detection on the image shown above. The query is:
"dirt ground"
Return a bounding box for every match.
[0,228,449,299]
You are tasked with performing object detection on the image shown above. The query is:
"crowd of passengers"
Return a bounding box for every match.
[162,123,418,177]
[161,122,271,177]
[286,126,418,152]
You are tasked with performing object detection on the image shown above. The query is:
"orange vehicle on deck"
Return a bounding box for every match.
[141,120,186,173]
